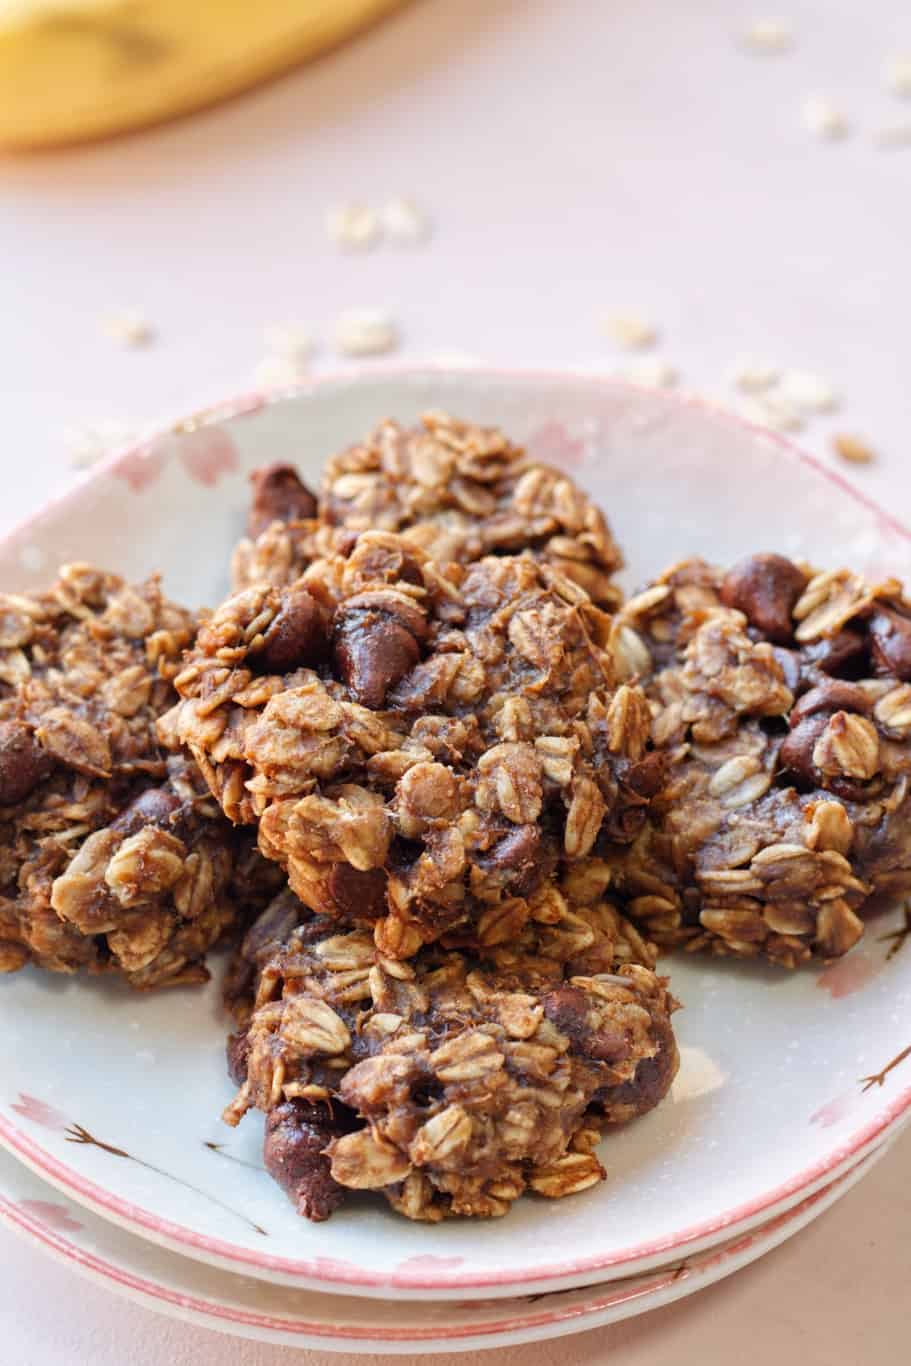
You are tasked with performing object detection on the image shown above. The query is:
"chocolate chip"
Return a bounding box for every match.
[258,584,328,674]
[263,1099,356,1222]
[869,607,911,681]
[478,824,548,898]
[719,553,808,644]
[0,721,54,806]
[779,714,828,787]
[326,863,388,920]
[621,751,668,799]
[799,628,867,679]
[789,679,872,728]
[593,1013,678,1118]
[247,463,317,538]
[112,785,182,835]
[779,710,873,800]
[542,986,630,1064]
[772,647,803,694]
[240,890,306,966]
[333,608,421,709]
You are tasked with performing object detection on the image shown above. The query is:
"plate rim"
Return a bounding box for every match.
[0,1140,890,1350]
[2,364,910,1294]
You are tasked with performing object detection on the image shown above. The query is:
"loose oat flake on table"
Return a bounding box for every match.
[740,20,793,54]
[605,554,911,966]
[802,96,850,141]
[0,563,279,986]
[221,888,677,1222]
[231,410,624,608]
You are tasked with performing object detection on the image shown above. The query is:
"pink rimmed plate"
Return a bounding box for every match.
[0,368,910,1300]
[0,1134,899,1353]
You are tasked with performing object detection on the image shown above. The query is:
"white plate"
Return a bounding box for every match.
[1,369,910,1300]
[0,1136,895,1354]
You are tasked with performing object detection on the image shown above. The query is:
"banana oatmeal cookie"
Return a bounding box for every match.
[230,411,624,607]
[223,888,678,1222]
[602,553,911,967]
[170,533,664,958]
[0,563,279,985]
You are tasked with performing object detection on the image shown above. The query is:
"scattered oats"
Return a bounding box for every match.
[63,419,137,469]
[326,202,380,251]
[873,121,911,148]
[777,368,839,414]
[18,544,46,574]
[262,322,315,367]
[741,19,793,54]
[883,55,911,97]
[833,433,877,466]
[620,357,679,388]
[602,313,658,350]
[101,310,154,347]
[253,355,308,390]
[802,96,850,140]
[739,394,804,433]
[382,196,431,245]
[728,358,779,393]
[334,309,399,357]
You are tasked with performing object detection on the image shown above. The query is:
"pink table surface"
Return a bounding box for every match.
[1,0,909,1360]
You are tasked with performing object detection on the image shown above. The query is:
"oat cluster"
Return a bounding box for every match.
[231,411,624,609]
[171,531,661,962]
[606,554,911,966]
[224,889,677,1221]
[0,564,278,985]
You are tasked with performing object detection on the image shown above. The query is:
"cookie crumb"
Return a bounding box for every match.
[334,310,399,357]
[741,19,793,54]
[833,433,876,465]
[102,311,154,347]
[326,203,380,251]
[802,96,850,140]
[382,197,431,245]
[602,314,658,350]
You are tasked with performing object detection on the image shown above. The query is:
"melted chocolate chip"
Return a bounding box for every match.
[0,721,54,806]
[720,553,808,644]
[247,463,317,538]
[258,584,328,674]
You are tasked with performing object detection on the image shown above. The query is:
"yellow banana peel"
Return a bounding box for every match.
[0,0,409,150]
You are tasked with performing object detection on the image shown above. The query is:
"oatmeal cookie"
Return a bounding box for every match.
[0,563,278,985]
[171,534,663,957]
[223,889,678,1222]
[230,411,624,607]
[603,554,911,966]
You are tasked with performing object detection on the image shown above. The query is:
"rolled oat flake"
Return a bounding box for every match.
[334,310,399,357]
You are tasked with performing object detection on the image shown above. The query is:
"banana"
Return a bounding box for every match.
[0,0,408,150]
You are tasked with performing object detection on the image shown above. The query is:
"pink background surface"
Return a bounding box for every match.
[1,0,909,1359]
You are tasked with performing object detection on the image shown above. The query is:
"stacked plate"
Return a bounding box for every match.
[1,370,909,1353]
